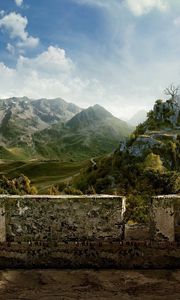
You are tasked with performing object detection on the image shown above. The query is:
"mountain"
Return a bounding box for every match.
[67,104,132,137]
[31,98,82,124]
[0,97,81,156]
[33,104,133,160]
[67,104,113,129]
[128,109,147,126]
[0,98,133,160]
[0,97,81,135]
[0,96,81,133]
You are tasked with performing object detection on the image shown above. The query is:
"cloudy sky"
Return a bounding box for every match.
[0,0,180,119]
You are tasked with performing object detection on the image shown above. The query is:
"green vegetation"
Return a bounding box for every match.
[143,153,165,172]
[0,146,30,160]
[70,151,180,195]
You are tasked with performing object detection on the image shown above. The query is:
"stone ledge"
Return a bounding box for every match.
[0,194,124,199]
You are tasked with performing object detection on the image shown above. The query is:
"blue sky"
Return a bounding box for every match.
[0,0,180,119]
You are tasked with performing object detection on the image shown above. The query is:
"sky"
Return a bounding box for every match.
[0,0,180,119]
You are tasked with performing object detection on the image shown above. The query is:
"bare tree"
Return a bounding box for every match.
[164,83,180,101]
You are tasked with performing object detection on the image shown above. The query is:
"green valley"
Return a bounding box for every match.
[0,160,84,193]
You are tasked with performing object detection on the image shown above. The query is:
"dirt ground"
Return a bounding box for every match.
[0,269,179,300]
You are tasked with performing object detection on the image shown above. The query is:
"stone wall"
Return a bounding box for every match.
[0,195,125,243]
[125,224,150,241]
[0,194,179,268]
[151,195,180,242]
[0,207,5,243]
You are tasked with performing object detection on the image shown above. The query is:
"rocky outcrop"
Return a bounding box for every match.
[128,135,162,157]
[154,99,180,127]
[119,99,180,165]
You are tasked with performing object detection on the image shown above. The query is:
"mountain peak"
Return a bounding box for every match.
[66,104,114,130]
[91,104,113,116]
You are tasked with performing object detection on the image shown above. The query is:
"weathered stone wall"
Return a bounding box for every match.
[125,224,150,241]
[174,201,180,242]
[0,207,5,243]
[152,195,180,242]
[0,195,125,243]
[0,194,179,268]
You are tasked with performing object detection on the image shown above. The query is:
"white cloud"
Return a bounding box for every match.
[15,0,23,7]
[0,12,39,49]
[75,0,113,8]
[6,43,15,54]
[74,0,169,15]
[17,46,74,75]
[126,0,168,16]
[73,0,122,11]
[17,36,39,48]
[0,46,106,111]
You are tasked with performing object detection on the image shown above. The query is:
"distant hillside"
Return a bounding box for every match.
[0,98,133,160]
[128,109,147,126]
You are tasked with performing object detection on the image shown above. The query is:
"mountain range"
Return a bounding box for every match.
[0,97,133,160]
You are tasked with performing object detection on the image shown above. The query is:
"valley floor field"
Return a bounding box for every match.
[0,269,179,300]
[0,160,85,193]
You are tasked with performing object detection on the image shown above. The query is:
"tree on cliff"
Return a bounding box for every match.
[164,83,179,101]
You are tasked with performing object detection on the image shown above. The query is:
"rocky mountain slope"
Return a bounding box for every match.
[0,97,133,160]
[0,97,81,146]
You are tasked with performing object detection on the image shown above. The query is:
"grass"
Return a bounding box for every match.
[0,146,31,160]
[0,160,86,194]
